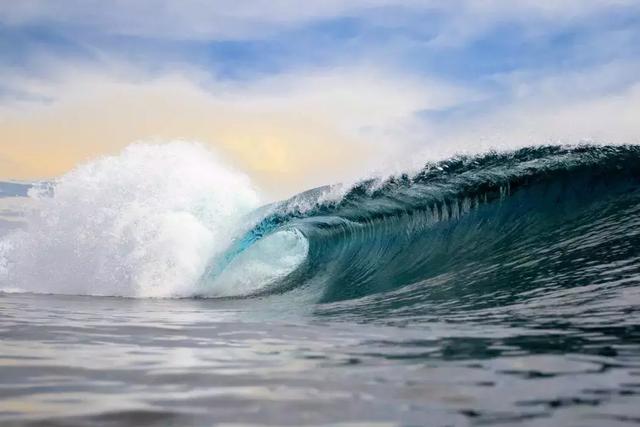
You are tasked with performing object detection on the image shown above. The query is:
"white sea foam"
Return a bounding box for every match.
[0,142,299,298]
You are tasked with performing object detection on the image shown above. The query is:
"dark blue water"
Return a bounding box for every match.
[1,145,640,426]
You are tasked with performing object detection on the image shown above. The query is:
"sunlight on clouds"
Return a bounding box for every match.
[0,68,461,199]
[1,62,639,198]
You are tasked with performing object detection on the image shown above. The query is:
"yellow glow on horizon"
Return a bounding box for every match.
[0,75,377,199]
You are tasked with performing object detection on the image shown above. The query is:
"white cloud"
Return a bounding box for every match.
[0,61,479,197]
[409,62,640,164]
[2,50,639,192]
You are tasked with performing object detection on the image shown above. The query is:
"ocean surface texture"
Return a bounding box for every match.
[1,145,640,426]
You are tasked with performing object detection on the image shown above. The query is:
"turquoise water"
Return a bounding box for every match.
[1,145,640,426]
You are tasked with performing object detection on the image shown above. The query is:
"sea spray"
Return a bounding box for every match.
[0,142,260,297]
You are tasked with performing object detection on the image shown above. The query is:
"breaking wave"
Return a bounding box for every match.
[2,143,640,309]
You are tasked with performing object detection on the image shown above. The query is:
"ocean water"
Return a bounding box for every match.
[1,143,640,426]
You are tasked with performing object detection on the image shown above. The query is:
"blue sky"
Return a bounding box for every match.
[1,1,640,196]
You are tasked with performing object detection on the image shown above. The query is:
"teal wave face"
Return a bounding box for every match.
[206,145,640,312]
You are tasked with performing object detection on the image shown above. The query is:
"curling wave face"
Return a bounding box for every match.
[1,144,640,307]
[205,145,640,309]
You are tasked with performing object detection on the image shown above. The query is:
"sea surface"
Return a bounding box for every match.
[1,144,640,426]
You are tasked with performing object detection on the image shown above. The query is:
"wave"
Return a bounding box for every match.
[1,144,640,307]
[201,144,640,308]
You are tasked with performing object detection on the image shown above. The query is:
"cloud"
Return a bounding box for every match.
[408,60,640,164]
[0,63,476,198]
[445,82,640,148]
[3,54,639,200]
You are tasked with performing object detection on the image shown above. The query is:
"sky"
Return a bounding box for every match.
[1,0,640,199]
